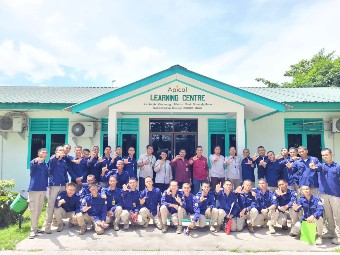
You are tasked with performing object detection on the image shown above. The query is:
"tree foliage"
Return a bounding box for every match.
[256,49,340,87]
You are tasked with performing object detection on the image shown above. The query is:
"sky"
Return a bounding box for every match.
[0,0,339,88]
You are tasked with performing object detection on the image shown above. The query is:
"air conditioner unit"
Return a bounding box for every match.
[0,116,23,132]
[332,118,340,133]
[70,122,95,137]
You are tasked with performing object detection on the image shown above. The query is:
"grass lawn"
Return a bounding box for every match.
[0,207,46,250]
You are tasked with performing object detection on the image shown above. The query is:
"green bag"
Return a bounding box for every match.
[300,221,316,244]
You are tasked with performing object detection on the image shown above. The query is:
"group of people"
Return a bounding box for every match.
[27,143,340,246]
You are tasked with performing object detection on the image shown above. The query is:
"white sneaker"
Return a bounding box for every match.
[268,225,276,234]
[316,236,323,245]
[29,231,36,239]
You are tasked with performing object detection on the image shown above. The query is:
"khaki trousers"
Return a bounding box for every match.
[28,191,46,232]
[45,186,65,227]
[139,207,162,229]
[217,208,244,231]
[120,210,139,225]
[277,208,299,227]
[160,205,179,226]
[320,193,340,237]
[194,208,218,228]
[177,207,196,226]
[54,207,76,226]
[291,217,323,236]
[249,208,279,226]
[76,213,104,234]
[105,206,123,224]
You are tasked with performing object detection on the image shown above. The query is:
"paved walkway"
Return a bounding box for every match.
[2,252,340,255]
[13,224,340,252]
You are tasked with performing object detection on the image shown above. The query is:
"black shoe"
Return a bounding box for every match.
[289,232,297,237]
[282,225,288,230]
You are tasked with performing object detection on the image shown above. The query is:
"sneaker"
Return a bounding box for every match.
[79,227,86,235]
[57,224,64,232]
[123,224,129,230]
[162,225,168,233]
[289,232,297,237]
[331,238,340,245]
[282,225,289,230]
[113,223,119,231]
[143,221,149,228]
[36,229,45,234]
[316,236,323,245]
[183,227,191,236]
[176,225,182,234]
[209,225,215,232]
[214,225,221,232]
[323,232,336,239]
[45,227,52,234]
[247,223,254,234]
[29,231,36,239]
[268,225,276,234]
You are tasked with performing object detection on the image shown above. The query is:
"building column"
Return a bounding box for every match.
[236,108,245,156]
[108,106,117,150]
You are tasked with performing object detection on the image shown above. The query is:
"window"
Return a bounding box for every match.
[28,118,68,166]
[208,119,236,157]
[284,118,324,161]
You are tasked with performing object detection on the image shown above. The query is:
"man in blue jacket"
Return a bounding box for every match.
[139,177,162,230]
[77,184,108,235]
[192,182,218,232]
[160,180,183,233]
[45,146,68,234]
[87,146,100,183]
[264,151,284,192]
[120,178,141,230]
[28,148,49,239]
[54,183,80,232]
[291,185,324,245]
[68,146,88,191]
[95,146,112,187]
[101,175,123,231]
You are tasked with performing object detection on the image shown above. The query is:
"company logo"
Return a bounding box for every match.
[168,85,188,93]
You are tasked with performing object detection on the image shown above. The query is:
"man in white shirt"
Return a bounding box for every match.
[209,146,225,192]
[137,145,156,191]
[225,146,242,188]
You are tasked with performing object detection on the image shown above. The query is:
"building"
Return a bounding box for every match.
[0,65,339,191]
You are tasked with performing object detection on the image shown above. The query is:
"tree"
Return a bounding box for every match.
[256,49,340,87]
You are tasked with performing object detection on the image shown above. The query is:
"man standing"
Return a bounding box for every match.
[101,175,123,231]
[264,151,283,192]
[77,184,108,235]
[241,149,255,186]
[209,146,225,192]
[291,185,324,245]
[137,145,156,191]
[215,180,240,232]
[170,149,190,189]
[189,146,209,195]
[279,147,300,191]
[139,177,162,229]
[225,146,242,188]
[286,146,320,196]
[95,146,112,187]
[315,148,340,244]
[68,146,88,191]
[192,182,218,232]
[275,179,298,234]
[87,146,100,183]
[110,146,123,170]
[123,147,137,179]
[45,146,68,234]
[28,148,49,239]
[160,180,183,233]
[54,183,80,232]
[253,146,269,179]
[250,178,279,234]
[121,178,141,230]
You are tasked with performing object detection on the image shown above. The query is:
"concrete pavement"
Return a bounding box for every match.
[14,224,340,252]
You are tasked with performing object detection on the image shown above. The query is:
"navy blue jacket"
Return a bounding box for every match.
[181,193,197,215]
[241,157,255,182]
[28,160,48,192]
[122,189,140,213]
[193,191,215,221]
[123,156,137,178]
[87,157,100,183]
[102,169,129,188]
[237,191,256,213]
[216,190,239,216]
[109,156,122,170]
[279,157,298,186]
[80,195,107,221]
[48,156,68,186]
[161,190,183,215]
[54,191,80,213]
[291,156,320,188]
[95,155,112,182]
[255,156,269,179]
[101,187,122,212]
[140,187,162,216]
[276,189,297,212]
[265,160,283,187]
[78,183,101,199]
[316,162,340,197]
[255,189,278,211]
[68,158,88,183]
[296,195,323,220]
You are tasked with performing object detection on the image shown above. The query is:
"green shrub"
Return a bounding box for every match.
[0,180,20,228]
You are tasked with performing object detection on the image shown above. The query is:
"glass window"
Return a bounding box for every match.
[50,134,66,155]
[30,134,46,161]
[150,120,174,132]
[287,134,303,149]
[102,134,108,154]
[151,134,173,159]
[122,134,137,158]
[174,120,198,132]
[210,134,225,156]
[229,134,236,149]
[307,134,322,161]
[175,134,196,159]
